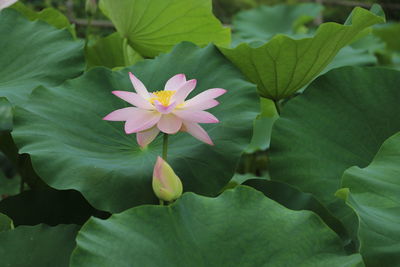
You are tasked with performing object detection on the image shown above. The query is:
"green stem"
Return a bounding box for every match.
[84,16,93,49]
[273,99,281,115]
[162,133,169,161]
[158,134,169,206]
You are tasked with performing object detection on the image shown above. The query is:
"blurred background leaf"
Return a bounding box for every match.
[232,3,323,44]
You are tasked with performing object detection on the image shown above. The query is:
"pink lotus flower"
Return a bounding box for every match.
[103,72,226,147]
[0,0,18,10]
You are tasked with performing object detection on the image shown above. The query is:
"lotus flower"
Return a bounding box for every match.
[152,156,182,202]
[104,72,226,147]
[0,0,18,10]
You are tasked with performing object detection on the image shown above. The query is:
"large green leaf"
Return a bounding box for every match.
[0,9,83,105]
[244,179,349,244]
[99,0,230,57]
[12,43,258,213]
[70,186,363,267]
[0,224,79,267]
[232,3,323,43]
[220,7,384,100]
[269,67,400,239]
[339,132,400,266]
[86,32,143,70]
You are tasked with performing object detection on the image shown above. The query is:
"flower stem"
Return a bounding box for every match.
[273,99,281,115]
[84,16,93,50]
[162,133,169,161]
[159,134,169,206]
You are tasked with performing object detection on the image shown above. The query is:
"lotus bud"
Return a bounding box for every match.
[85,0,97,16]
[152,156,183,202]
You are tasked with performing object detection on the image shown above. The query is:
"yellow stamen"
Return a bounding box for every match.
[149,90,176,106]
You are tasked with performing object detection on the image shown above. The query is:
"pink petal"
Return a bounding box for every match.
[164,74,186,91]
[182,121,214,145]
[173,110,219,123]
[136,127,160,147]
[129,72,150,99]
[103,107,138,121]
[157,114,182,134]
[154,101,177,114]
[124,110,161,134]
[184,99,219,110]
[112,91,154,110]
[184,88,226,109]
[0,0,17,9]
[171,79,197,105]
[153,156,164,181]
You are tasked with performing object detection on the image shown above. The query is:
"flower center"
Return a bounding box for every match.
[149,90,176,106]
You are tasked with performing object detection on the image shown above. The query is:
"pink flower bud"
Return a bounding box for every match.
[152,156,183,202]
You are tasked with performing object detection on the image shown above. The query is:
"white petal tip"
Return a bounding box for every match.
[214,88,227,96]
[206,140,214,145]
[207,118,219,123]
[103,114,113,121]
